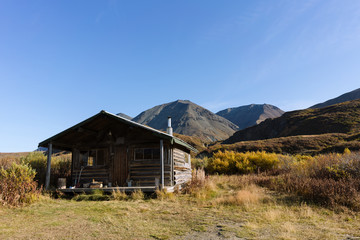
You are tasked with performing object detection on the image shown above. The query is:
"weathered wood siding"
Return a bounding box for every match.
[173,148,191,186]
[71,149,110,185]
[72,167,109,185]
[128,146,171,186]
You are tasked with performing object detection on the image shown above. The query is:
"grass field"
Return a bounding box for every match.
[1,176,360,240]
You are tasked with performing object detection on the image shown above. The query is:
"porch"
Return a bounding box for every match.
[58,186,176,193]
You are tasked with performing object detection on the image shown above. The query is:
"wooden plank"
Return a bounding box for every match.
[174,166,189,171]
[130,163,171,167]
[131,171,171,175]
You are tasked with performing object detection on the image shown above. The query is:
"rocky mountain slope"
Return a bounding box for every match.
[116,113,133,120]
[216,104,284,130]
[224,99,360,144]
[132,100,238,142]
[310,88,360,109]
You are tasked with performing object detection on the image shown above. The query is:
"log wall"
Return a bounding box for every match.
[128,147,171,186]
[72,167,110,185]
[173,148,192,186]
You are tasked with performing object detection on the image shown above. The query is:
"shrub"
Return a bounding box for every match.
[207,150,279,174]
[21,152,71,187]
[191,157,209,170]
[257,174,360,210]
[0,163,40,206]
[251,151,360,210]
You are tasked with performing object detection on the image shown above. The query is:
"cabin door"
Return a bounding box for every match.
[112,145,128,187]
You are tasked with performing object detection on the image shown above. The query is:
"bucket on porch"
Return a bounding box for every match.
[155,177,160,187]
[57,178,66,189]
[127,180,133,187]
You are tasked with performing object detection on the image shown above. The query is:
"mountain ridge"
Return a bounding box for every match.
[224,99,360,144]
[310,88,360,109]
[132,100,238,142]
[216,104,284,130]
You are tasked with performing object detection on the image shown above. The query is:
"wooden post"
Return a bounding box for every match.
[70,148,76,187]
[170,148,174,186]
[160,139,164,189]
[45,143,52,190]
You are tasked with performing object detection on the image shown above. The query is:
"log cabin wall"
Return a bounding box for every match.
[173,147,192,186]
[127,143,171,187]
[71,148,110,186]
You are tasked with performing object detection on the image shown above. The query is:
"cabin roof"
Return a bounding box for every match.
[38,110,198,153]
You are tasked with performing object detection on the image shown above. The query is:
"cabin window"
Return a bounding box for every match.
[134,148,160,161]
[80,149,106,167]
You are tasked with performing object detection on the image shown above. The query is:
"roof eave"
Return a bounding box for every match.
[39,110,197,153]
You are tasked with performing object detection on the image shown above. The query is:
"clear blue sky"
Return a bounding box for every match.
[1,0,360,152]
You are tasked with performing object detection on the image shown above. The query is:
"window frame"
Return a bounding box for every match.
[79,148,107,167]
[133,148,161,161]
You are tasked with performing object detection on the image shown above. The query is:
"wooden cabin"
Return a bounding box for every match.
[38,110,197,192]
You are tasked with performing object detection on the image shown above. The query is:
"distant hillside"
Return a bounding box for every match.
[224,99,360,144]
[116,113,133,120]
[310,88,360,109]
[173,133,208,154]
[216,104,284,130]
[132,100,238,141]
[201,133,360,156]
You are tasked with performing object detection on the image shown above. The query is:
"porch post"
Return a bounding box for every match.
[45,143,53,190]
[160,139,164,189]
[170,148,174,186]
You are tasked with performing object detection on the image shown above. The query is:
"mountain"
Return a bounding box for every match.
[132,100,238,142]
[216,104,284,130]
[310,88,360,109]
[224,99,360,144]
[116,113,133,120]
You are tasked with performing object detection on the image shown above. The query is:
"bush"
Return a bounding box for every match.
[183,169,217,200]
[191,157,209,170]
[251,151,360,210]
[21,152,71,187]
[257,174,360,210]
[203,150,360,210]
[207,150,279,174]
[0,163,40,206]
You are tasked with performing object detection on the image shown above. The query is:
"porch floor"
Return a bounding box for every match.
[59,186,175,193]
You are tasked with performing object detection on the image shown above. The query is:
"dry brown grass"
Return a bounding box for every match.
[212,184,268,206]
[0,152,26,169]
[1,175,360,239]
